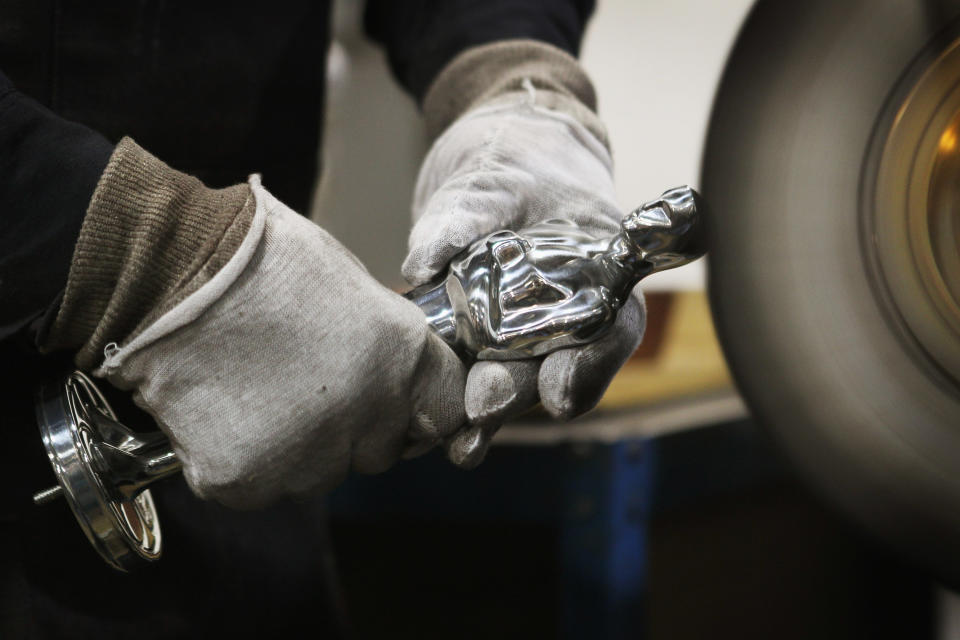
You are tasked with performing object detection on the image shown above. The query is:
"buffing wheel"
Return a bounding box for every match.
[704,0,960,584]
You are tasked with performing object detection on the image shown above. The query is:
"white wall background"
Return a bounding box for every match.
[312,0,755,290]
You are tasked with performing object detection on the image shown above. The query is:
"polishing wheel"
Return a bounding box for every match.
[704,0,960,584]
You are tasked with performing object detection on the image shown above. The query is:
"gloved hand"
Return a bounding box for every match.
[44,139,466,508]
[406,42,646,467]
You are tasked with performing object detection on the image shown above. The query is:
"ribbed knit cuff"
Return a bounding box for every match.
[422,39,608,149]
[42,137,256,370]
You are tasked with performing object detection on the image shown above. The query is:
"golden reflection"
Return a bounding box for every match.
[939,125,958,153]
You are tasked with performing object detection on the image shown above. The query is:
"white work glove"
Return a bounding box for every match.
[405,89,645,466]
[98,178,466,508]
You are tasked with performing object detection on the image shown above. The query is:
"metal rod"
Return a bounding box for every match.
[32,485,63,506]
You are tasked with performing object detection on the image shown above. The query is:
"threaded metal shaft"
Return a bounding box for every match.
[33,485,63,506]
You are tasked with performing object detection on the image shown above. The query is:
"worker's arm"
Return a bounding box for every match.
[0,70,112,345]
[368,2,644,465]
[0,69,466,508]
[364,0,595,105]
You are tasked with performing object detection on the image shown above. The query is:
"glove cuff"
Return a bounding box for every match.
[422,39,608,149]
[42,137,256,369]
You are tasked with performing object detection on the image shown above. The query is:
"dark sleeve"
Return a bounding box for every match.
[0,70,113,345]
[364,0,595,103]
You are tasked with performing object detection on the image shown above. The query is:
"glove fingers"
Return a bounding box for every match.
[444,359,540,469]
[352,332,466,473]
[444,424,492,470]
[405,336,462,464]
[465,360,540,427]
[409,332,469,443]
[539,292,646,420]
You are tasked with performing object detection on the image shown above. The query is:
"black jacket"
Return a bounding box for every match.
[0,0,594,346]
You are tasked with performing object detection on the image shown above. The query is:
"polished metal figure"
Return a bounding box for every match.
[408,186,705,360]
[33,186,706,570]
